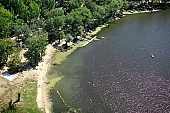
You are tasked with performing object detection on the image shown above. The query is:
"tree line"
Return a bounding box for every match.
[0,0,169,74]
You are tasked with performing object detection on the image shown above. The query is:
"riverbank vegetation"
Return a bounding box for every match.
[0,0,170,112]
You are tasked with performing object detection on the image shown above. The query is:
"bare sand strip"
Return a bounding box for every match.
[36,44,55,113]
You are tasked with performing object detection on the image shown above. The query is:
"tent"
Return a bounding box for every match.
[1,72,16,81]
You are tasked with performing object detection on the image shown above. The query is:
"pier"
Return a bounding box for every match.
[83,36,97,47]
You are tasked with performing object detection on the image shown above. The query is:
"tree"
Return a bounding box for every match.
[18,2,29,20]
[17,2,40,26]
[65,34,73,46]
[92,0,110,5]
[62,0,81,13]
[65,11,83,37]
[36,19,46,30]
[0,0,23,16]
[0,5,14,38]
[75,7,93,30]
[44,8,65,43]
[53,16,65,30]
[45,8,64,19]
[42,0,55,10]
[45,18,55,42]
[105,0,120,17]
[25,33,47,66]
[0,38,17,65]
[128,1,138,10]
[85,0,94,10]
[122,0,129,10]
[8,53,22,74]
[74,26,84,37]
[57,30,65,44]
[2,0,40,24]
[30,19,46,33]
[45,15,65,43]
[28,2,40,22]
[13,21,31,45]
[40,0,55,17]
[92,5,105,25]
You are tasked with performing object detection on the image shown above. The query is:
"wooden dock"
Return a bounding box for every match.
[83,36,97,47]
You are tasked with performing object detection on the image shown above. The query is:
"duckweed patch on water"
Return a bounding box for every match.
[48,77,64,89]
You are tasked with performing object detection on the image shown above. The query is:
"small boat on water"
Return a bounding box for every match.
[151,54,154,58]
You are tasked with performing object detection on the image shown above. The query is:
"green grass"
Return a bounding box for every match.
[13,79,42,113]
[86,25,107,39]
[1,78,42,113]
[17,79,42,113]
[52,41,88,65]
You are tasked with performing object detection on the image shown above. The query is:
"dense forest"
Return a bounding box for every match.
[0,0,169,74]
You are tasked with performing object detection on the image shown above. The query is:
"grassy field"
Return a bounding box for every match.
[0,78,42,113]
[17,79,42,113]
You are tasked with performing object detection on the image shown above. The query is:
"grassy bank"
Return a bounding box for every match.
[87,25,107,38]
[1,78,42,113]
[52,41,87,65]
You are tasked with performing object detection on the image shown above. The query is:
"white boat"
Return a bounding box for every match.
[151,54,154,58]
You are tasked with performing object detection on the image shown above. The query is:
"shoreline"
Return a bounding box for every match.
[123,9,160,15]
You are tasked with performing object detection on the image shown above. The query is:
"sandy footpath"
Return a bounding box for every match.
[36,44,55,113]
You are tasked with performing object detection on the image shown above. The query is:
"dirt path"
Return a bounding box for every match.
[36,44,55,113]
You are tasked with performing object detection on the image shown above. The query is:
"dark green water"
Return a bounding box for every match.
[48,10,170,113]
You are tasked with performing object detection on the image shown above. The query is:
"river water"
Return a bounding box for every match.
[48,10,170,113]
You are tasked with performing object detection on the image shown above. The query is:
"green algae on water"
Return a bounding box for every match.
[48,77,64,89]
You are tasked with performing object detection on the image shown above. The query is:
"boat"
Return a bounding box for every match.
[151,54,154,58]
